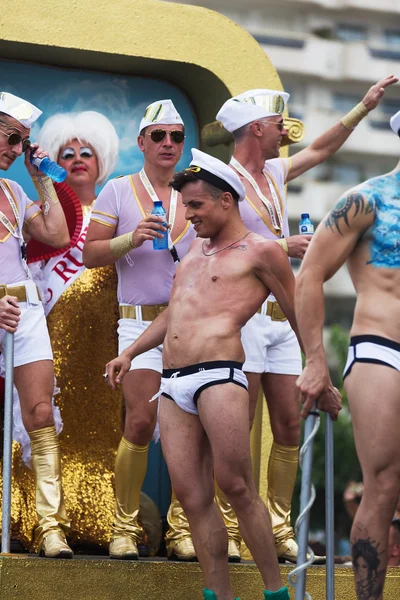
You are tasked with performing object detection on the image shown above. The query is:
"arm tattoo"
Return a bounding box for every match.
[352,537,386,600]
[324,192,374,236]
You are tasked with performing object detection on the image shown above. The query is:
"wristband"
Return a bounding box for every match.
[341,101,369,130]
[110,232,135,258]
[275,238,288,254]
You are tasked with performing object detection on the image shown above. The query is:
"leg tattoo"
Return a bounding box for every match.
[352,537,386,600]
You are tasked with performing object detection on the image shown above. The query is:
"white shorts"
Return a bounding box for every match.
[118,318,163,374]
[159,361,249,415]
[0,281,53,368]
[241,311,302,375]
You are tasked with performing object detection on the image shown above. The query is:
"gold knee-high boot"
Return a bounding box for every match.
[214,481,241,562]
[267,442,298,558]
[29,425,72,557]
[110,437,148,558]
[165,488,196,560]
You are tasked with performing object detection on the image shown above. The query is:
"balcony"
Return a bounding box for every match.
[260,36,400,83]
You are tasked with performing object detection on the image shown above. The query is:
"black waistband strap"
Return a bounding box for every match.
[350,335,400,352]
[163,360,243,378]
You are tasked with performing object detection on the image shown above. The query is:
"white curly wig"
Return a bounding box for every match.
[37,111,119,184]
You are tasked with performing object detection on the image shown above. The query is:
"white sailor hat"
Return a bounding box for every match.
[185,148,245,202]
[139,99,184,135]
[390,110,400,136]
[0,92,42,128]
[216,88,290,133]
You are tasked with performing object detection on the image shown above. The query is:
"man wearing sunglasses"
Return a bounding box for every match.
[83,99,198,561]
[0,91,72,558]
[216,76,398,564]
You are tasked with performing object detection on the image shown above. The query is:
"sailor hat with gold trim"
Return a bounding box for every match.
[0,92,42,128]
[390,110,400,136]
[216,88,290,133]
[139,99,184,135]
[185,148,245,202]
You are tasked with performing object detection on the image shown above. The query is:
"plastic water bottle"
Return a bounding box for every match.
[299,213,314,235]
[30,155,67,183]
[151,201,169,250]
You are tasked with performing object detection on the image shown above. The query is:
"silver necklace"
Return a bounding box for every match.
[202,231,251,257]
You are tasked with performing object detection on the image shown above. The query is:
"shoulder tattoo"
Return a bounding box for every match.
[324,192,374,236]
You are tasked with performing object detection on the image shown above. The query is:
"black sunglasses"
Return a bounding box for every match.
[0,129,31,152]
[147,129,185,144]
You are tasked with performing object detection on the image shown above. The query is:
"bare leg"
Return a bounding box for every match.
[345,364,400,600]
[160,396,234,600]
[262,373,300,446]
[14,359,54,431]
[122,368,159,445]
[245,371,262,428]
[199,383,282,592]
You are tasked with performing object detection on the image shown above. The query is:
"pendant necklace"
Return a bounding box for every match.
[202,231,251,257]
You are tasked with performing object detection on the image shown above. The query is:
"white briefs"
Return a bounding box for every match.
[158,361,249,415]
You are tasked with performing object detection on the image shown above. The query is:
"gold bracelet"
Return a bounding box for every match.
[341,101,369,130]
[110,232,135,258]
[275,238,288,254]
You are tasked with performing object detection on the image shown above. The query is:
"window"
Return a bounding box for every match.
[333,93,360,113]
[384,29,400,48]
[332,164,363,185]
[336,23,367,42]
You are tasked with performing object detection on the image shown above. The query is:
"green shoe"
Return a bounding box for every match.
[202,590,240,600]
[264,586,290,599]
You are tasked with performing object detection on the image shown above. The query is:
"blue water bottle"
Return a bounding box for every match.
[30,154,67,183]
[151,201,169,250]
[299,213,314,235]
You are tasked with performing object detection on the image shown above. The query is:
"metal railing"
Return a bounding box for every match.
[288,406,335,600]
[1,332,14,554]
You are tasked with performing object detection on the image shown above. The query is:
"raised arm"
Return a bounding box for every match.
[287,75,398,182]
[105,308,169,389]
[23,144,70,248]
[295,189,375,418]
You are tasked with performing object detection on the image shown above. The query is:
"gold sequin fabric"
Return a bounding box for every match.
[3,265,122,551]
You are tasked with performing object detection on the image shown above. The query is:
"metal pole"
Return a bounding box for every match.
[1,332,14,554]
[295,409,319,600]
[325,414,335,600]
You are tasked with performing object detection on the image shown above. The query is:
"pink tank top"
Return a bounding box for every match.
[91,175,196,305]
[238,157,291,240]
[0,179,41,285]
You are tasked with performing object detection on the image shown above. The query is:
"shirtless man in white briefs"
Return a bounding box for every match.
[104,149,341,600]
[215,75,397,562]
[296,110,400,600]
[0,91,72,558]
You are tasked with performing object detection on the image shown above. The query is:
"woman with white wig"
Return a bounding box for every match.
[11,111,124,553]
[38,111,119,206]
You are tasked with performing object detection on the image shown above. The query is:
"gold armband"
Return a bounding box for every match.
[110,232,135,258]
[275,238,288,254]
[31,175,60,216]
[341,101,369,130]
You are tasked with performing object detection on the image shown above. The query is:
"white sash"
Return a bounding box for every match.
[230,157,284,234]
[39,210,91,315]
[139,169,180,263]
